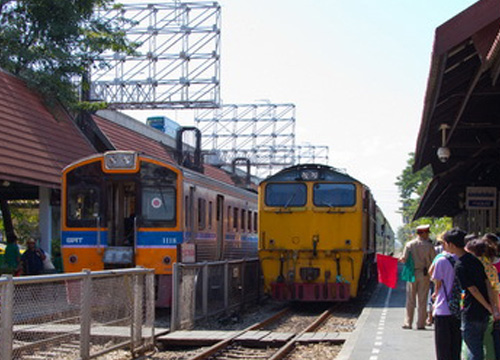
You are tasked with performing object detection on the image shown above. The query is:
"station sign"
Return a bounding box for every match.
[466,187,497,210]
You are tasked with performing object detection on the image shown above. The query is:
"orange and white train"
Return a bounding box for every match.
[61,151,258,306]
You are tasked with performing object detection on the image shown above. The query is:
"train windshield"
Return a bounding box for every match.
[142,186,175,222]
[140,161,177,226]
[313,183,356,207]
[67,186,100,224]
[66,162,102,228]
[265,183,307,207]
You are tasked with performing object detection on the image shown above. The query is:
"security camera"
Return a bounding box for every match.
[437,147,451,163]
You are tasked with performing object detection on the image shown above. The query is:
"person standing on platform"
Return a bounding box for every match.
[400,224,436,330]
[20,238,46,275]
[4,234,21,275]
[431,231,462,360]
[446,228,500,360]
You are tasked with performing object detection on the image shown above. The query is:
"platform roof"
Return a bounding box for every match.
[414,0,500,218]
[0,70,255,202]
[0,70,96,200]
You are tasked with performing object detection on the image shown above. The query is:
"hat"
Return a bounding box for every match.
[416,224,430,232]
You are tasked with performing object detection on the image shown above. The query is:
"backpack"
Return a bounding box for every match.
[441,254,462,318]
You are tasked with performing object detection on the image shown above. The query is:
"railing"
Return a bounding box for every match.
[171,258,260,331]
[0,267,155,360]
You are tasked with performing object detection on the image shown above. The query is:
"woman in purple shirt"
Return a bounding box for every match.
[431,237,461,360]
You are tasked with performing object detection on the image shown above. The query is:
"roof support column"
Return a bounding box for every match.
[39,187,52,257]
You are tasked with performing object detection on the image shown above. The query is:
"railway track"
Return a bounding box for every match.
[174,305,345,360]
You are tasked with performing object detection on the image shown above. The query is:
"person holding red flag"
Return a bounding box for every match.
[399,224,436,330]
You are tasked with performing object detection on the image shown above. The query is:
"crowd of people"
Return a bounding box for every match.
[400,225,500,360]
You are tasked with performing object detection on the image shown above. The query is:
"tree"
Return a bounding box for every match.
[0,0,136,108]
[395,153,452,244]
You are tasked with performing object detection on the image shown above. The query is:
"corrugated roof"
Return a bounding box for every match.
[0,70,96,190]
[92,114,176,164]
[203,165,237,185]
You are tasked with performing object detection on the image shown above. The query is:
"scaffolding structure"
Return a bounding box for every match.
[195,103,329,177]
[89,1,221,109]
[295,144,329,165]
[85,3,329,177]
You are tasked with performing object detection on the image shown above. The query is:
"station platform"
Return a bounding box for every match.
[337,274,436,360]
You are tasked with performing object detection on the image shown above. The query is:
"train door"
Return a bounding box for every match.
[215,195,224,259]
[103,179,137,268]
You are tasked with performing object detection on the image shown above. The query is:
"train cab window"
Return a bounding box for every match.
[313,183,356,207]
[241,209,246,231]
[233,207,239,230]
[140,161,177,226]
[198,198,206,230]
[66,162,103,228]
[67,186,101,227]
[141,186,175,223]
[265,183,307,207]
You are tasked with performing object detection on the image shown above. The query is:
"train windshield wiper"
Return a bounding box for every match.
[283,192,297,208]
[322,200,334,208]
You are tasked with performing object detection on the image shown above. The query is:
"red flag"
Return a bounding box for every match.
[376,254,398,289]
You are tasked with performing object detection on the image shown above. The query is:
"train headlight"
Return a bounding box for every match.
[104,151,138,170]
[69,255,78,264]
[163,256,171,265]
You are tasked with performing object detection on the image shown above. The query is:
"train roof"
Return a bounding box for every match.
[260,164,361,184]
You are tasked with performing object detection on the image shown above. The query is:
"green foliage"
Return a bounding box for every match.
[77,100,108,112]
[395,153,452,245]
[0,201,39,245]
[0,0,137,108]
[395,152,433,222]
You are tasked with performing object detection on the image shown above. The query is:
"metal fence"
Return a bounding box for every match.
[171,258,260,331]
[0,267,155,360]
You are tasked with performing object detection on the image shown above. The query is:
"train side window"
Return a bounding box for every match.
[233,207,239,230]
[208,201,213,229]
[227,206,232,231]
[185,195,190,228]
[198,198,206,230]
[248,211,252,231]
[253,212,258,232]
[241,209,246,231]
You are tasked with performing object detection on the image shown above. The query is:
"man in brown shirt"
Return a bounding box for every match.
[400,224,436,329]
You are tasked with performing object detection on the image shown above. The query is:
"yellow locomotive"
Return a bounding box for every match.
[258,164,394,301]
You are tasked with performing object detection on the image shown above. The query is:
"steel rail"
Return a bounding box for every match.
[268,306,336,360]
[188,307,291,360]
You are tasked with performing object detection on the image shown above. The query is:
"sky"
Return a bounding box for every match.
[124,0,479,235]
